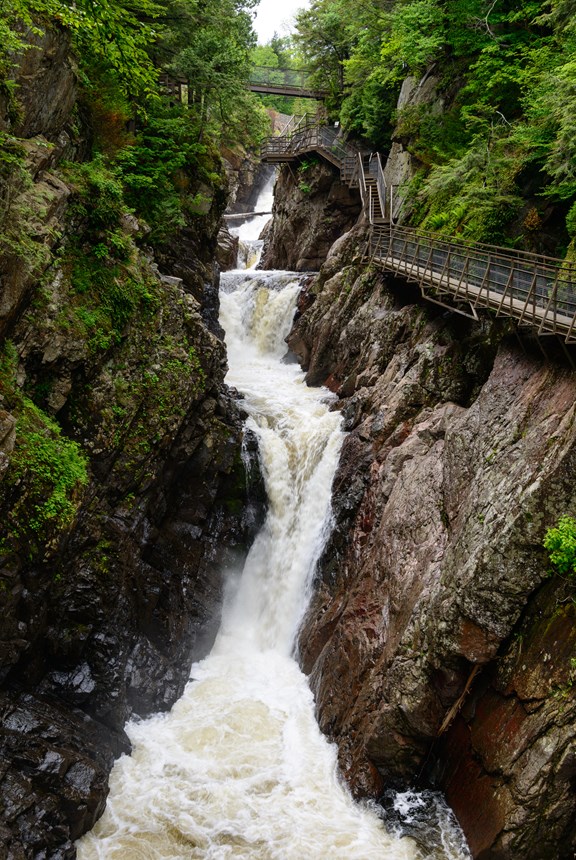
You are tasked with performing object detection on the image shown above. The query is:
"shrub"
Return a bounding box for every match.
[544,515,576,576]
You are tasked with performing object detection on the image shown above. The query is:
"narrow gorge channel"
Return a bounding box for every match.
[76,200,468,860]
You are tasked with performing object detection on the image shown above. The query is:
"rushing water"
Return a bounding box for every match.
[77,185,470,860]
[231,172,275,269]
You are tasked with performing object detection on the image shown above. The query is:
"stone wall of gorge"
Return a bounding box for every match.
[259,158,362,272]
[0,26,263,857]
[288,227,576,859]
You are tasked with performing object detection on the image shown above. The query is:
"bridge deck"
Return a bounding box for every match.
[248,83,325,99]
[372,228,576,341]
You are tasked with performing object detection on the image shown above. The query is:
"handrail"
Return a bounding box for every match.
[249,66,310,88]
[375,153,387,222]
[357,153,367,209]
[369,225,576,342]
[248,66,328,99]
[259,119,576,343]
[261,116,358,170]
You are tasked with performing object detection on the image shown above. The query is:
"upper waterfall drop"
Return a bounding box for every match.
[230,172,275,269]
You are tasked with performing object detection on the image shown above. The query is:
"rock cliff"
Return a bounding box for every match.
[259,158,361,271]
[0,26,261,857]
[287,227,576,859]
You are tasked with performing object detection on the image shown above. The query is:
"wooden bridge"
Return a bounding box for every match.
[248,67,327,100]
[261,119,576,345]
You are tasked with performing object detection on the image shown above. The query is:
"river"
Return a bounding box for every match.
[76,187,470,860]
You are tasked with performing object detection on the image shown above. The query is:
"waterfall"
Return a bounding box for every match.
[76,189,470,860]
[231,172,275,269]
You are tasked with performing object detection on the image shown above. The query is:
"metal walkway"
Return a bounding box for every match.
[261,118,576,343]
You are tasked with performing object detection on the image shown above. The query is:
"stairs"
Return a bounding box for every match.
[364,175,385,223]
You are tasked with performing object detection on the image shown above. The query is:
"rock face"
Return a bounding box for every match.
[259,159,361,271]
[382,72,443,223]
[221,147,275,214]
[0,26,263,856]
[288,227,576,858]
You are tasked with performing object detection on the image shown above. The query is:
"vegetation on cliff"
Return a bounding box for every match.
[0,0,267,558]
[544,515,576,577]
[292,0,576,251]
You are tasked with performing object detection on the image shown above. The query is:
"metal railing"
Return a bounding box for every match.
[249,67,311,89]
[259,119,576,342]
[370,226,576,342]
[248,66,327,98]
[261,117,358,170]
[375,153,388,221]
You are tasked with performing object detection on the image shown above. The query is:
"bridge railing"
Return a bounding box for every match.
[250,66,312,89]
[261,116,358,170]
[370,226,576,341]
[375,153,388,221]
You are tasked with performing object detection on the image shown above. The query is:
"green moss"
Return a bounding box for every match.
[0,132,54,273]
[11,403,88,534]
[0,341,88,555]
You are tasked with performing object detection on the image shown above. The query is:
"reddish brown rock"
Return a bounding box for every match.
[291,226,576,857]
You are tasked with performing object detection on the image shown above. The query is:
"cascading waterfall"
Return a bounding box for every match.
[231,172,275,269]
[76,183,470,860]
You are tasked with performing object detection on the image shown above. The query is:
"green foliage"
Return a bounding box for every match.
[250,35,305,114]
[115,106,206,240]
[66,155,124,230]
[62,157,159,349]
[0,0,161,97]
[0,342,88,551]
[1,0,266,204]
[68,250,157,349]
[287,0,576,249]
[544,516,576,577]
[10,401,88,540]
[379,0,445,77]
[162,0,265,146]
[415,132,524,243]
[294,0,352,111]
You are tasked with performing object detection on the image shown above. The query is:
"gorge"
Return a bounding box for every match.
[1,1,576,858]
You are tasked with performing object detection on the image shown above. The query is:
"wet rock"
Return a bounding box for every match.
[216,221,239,272]
[222,149,274,214]
[293,226,576,856]
[0,691,127,856]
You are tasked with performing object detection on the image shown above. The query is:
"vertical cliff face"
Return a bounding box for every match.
[286,227,576,858]
[0,27,263,857]
[259,159,361,271]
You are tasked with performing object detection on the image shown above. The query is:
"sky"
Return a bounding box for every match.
[253,0,310,44]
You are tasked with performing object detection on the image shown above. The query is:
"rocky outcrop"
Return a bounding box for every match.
[383,72,443,223]
[0,25,262,857]
[259,159,361,271]
[221,147,275,214]
[0,25,77,144]
[216,222,239,273]
[289,227,576,858]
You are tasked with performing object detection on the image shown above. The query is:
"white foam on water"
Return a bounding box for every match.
[77,197,469,860]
